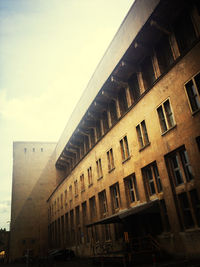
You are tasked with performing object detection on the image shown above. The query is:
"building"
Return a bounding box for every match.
[10,0,200,262]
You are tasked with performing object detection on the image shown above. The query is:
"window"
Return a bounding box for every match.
[75,206,80,225]
[89,196,97,221]
[157,99,175,133]
[120,135,130,161]
[109,100,118,125]
[155,34,174,74]
[178,192,194,229]
[64,190,67,207]
[98,190,108,218]
[69,185,72,200]
[24,148,27,153]
[118,87,128,116]
[173,11,197,54]
[74,180,78,196]
[142,162,162,197]
[165,147,194,187]
[57,197,60,211]
[141,55,156,90]
[96,120,102,140]
[128,73,140,103]
[185,72,200,113]
[102,110,109,133]
[87,166,93,186]
[124,174,140,205]
[110,183,121,211]
[82,201,89,243]
[107,148,115,172]
[80,173,85,192]
[33,148,35,152]
[136,120,150,149]
[96,158,103,179]
[60,193,63,209]
[41,148,43,152]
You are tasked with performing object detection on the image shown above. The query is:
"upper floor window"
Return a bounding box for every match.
[185,72,200,114]
[165,147,194,187]
[118,87,128,116]
[107,148,115,172]
[96,158,103,179]
[87,166,93,186]
[120,135,130,162]
[60,193,63,209]
[69,185,72,200]
[136,120,150,149]
[155,34,174,74]
[173,10,197,54]
[109,100,118,125]
[124,174,140,206]
[98,190,108,218]
[157,99,175,134]
[80,173,85,192]
[64,189,67,207]
[141,55,156,90]
[128,73,140,103]
[142,162,162,197]
[102,110,109,133]
[74,180,78,196]
[110,182,121,212]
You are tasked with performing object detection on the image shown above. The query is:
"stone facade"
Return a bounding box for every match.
[10,0,200,262]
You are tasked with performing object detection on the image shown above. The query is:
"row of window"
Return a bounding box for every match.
[24,147,44,153]
[50,85,199,216]
[49,144,200,233]
[61,4,200,172]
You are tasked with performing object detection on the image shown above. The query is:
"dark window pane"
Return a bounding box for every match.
[141,56,156,89]
[173,11,197,53]
[156,35,174,74]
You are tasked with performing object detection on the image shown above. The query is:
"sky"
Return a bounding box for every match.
[0,0,134,230]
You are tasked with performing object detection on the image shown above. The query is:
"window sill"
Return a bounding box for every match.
[122,156,131,164]
[88,183,93,188]
[97,176,103,181]
[108,167,115,173]
[139,142,151,152]
[161,124,177,136]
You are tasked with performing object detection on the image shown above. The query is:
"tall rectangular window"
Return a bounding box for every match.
[142,162,162,197]
[124,174,140,206]
[87,166,93,186]
[110,183,121,211]
[165,147,194,187]
[80,173,85,192]
[98,190,108,218]
[120,135,130,161]
[60,193,63,209]
[157,99,175,134]
[74,180,78,196]
[69,185,72,201]
[75,206,80,225]
[118,88,128,116]
[141,55,156,90]
[185,72,200,113]
[64,189,67,207]
[89,196,97,221]
[136,120,150,149]
[128,73,140,103]
[107,148,115,172]
[155,34,174,74]
[96,158,103,179]
[109,100,118,125]
[173,11,197,54]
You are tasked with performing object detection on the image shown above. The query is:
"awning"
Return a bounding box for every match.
[87,199,160,227]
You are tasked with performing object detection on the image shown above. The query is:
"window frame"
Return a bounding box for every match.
[142,162,163,198]
[96,158,103,180]
[107,148,115,172]
[136,120,150,150]
[184,71,200,114]
[124,174,140,206]
[120,135,130,162]
[157,98,176,134]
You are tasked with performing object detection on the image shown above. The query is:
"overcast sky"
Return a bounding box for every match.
[0,0,134,230]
